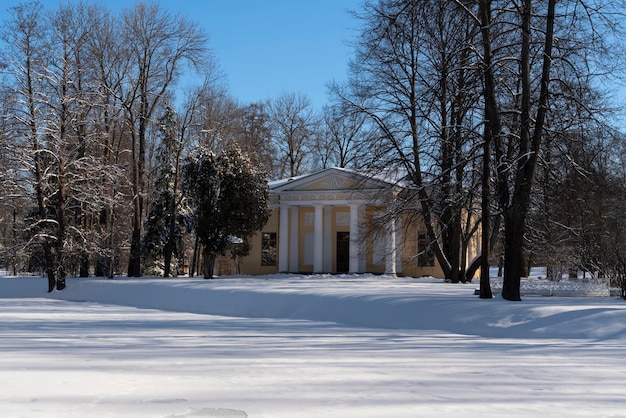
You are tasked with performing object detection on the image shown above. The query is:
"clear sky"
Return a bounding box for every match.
[0,0,363,110]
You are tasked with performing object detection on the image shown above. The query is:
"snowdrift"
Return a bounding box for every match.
[2,274,626,341]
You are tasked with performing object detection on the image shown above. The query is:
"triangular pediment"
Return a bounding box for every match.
[271,168,394,193]
[299,173,362,191]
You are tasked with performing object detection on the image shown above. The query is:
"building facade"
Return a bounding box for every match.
[233,167,480,278]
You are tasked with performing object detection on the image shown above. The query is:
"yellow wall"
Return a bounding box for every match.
[398,213,443,278]
[364,206,386,274]
[237,204,480,279]
[238,208,280,275]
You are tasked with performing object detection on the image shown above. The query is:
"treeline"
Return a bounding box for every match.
[1,1,626,300]
[331,0,626,299]
[0,1,344,288]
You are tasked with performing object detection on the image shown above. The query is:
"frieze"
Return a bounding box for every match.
[278,191,374,202]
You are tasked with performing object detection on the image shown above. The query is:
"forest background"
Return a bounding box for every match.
[1,0,626,301]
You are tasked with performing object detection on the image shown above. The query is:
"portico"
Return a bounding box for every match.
[270,168,399,275]
[277,202,369,274]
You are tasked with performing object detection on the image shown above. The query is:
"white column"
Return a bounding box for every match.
[385,217,397,275]
[289,207,299,272]
[395,215,403,274]
[314,204,324,273]
[358,206,366,272]
[349,204,360,273]
[279,205,289,272]
[324,206,333,272]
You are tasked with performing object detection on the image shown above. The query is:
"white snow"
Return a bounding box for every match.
[1,273,625,417]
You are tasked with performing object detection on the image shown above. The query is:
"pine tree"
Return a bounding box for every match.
[143,104,189,276]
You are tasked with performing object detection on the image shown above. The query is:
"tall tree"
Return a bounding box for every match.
[0,73,27,276]
[237,102,276,174]
[182,144,270,279]
[315,104,369,170]
[0,1,215,282]
[83,2,129,278]
[143,103,188,277]
[119,2,210,277]
[463,0,625,300]
[54,2,115,278]
[1,2,59,291]
[268,92,317,178]
[334,0,483,282]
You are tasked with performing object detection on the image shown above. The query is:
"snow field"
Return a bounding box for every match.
[1,274,625,417]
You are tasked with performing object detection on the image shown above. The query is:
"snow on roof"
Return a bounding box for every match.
[268,173,309,189]
[268,166,411,190]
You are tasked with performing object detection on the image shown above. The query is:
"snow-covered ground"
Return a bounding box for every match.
[1,273,625,417]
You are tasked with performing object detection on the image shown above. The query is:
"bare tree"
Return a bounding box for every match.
[529,92,623,281]
[0,77,28,276]
[237,102,276,174]
[194,86,241,151]
[118,2,211,277]
[335,0,483,282]
[268,92,317,178]
[1,2,60,291]
[0,1,214,281]
[420,1,483,283]
[315,104,369,170]
[462,0,626,300]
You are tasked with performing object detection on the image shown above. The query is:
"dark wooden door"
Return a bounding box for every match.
[336,232,350,273]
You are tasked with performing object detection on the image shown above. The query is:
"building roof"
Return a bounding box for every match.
[269,167,410,192]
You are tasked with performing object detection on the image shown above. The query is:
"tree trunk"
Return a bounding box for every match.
[203,248,215,279]
[79,255,89,277]
[163,195,178,277]
[127,114,143,278]
[163,240,173,277]
[460,237,469,283]
[128,219,142,277]
[442,209,462,283]
[46,264,56,293]
[163,168,181,278]
[479,124,493,298]
[128,130,142,278]
[190,236,200,277]
[465,254,480,283]
[501,0,555,301]
[521,251,530,278]
[54,159,68,291]
[56,266,66,291]
[502,206,525,301]
[477,0,498,299]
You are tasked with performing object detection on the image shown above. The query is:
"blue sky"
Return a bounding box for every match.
[1,0,363,110]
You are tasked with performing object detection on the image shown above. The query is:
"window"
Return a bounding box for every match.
[418,233,435,267]
[261,232,277,266]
